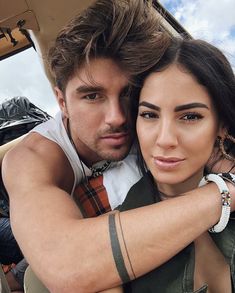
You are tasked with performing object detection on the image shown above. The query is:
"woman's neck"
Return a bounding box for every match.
[156,170,204,199]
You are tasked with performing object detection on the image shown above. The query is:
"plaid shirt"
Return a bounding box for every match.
[73,175,111,217]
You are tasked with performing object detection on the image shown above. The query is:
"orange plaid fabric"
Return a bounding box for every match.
[73,175,111,217]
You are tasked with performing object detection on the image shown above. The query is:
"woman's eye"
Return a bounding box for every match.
[181,113,203,121]
[139,111,158,119]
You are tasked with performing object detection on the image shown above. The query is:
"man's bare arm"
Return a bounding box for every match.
[0,134,26,164]
[2,133,234,293]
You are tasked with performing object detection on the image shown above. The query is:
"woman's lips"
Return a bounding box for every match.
[153,156,185,170]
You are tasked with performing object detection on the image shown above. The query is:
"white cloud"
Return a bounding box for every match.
[0,48,59,116]
[174,0,235,41]
[160,0,235,68]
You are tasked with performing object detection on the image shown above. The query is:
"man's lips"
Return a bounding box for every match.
[101,132,130,145]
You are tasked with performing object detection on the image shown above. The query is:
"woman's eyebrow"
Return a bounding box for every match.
[139,101,209,112]
[139,101,160,111]
[174,103,209,112]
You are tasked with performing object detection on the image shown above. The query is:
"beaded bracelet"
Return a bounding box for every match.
[199,174,231,233]
[218,173,235,186]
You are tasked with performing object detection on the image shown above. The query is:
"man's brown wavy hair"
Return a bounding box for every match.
[47,0,170,92]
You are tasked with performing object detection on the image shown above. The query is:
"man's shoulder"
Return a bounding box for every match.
[6,132,68,168]
[3,131,74,190]
[21,131,62,152]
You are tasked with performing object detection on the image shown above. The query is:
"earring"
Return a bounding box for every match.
[219,134,235,161]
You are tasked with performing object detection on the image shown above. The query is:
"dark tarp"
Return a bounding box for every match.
[0,96,51,216]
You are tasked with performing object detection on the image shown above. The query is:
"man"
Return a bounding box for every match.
[2,0,235,292]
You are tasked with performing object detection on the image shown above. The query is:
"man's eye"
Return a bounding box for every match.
[181,113,203,121]
[139,111,157,119]
[84,93,98,100]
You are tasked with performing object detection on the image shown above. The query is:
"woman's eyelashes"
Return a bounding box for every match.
[180,112,204,122]
[138,110,204,122]
[139,111,158,119]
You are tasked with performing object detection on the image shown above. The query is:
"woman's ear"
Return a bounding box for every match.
[217,124,227,140]
[54,87,69,118]
[208,126,234,173]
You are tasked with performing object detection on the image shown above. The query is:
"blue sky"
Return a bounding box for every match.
[160,0,235,66]
[0,0,235,115]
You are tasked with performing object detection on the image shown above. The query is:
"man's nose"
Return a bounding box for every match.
[105,100,127,127]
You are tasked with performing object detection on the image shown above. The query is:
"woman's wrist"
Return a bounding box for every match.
[218,173,235,212]
[227,182,235,212]
[199,174,232,233]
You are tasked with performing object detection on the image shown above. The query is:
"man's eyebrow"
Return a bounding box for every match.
[174,103,209,112]
[76,85,103,93]
[139,101,160,111]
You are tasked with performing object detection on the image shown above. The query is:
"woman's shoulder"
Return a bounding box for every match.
[119,172,158,211]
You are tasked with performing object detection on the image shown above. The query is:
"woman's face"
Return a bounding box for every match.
[137,64,223,194]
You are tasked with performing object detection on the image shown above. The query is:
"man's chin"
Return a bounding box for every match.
[100,146,131,162]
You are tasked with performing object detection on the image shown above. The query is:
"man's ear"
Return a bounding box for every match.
[54,87,69,118]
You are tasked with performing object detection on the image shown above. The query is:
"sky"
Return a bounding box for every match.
[0,0,235,116]
[160,0,235,66]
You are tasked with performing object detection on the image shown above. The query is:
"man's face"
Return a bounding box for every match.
[56,58,133,166]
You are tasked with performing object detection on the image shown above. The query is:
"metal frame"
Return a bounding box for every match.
[153,1,192,39]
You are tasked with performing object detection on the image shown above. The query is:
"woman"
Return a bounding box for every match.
[115,38,235,293]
